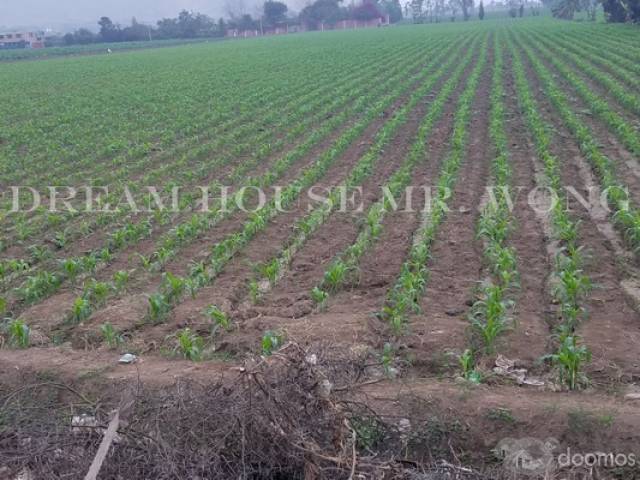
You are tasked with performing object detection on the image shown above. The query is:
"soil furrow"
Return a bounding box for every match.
[404,50,494,372]
[495,56,553,365]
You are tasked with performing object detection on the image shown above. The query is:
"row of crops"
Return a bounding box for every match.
[2,19,640,390]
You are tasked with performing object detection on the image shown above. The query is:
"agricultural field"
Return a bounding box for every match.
[0,37,220,62]
[2,17,640,479]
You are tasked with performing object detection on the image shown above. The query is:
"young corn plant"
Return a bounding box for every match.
[9,259,29,273]
[248,279,261,304]
[262,330,284,356]
[552,255,591,329]
[100,322,123,349]
[310,286,329,310]
[138,253,154,271]
[148,293,170,324]
[184,278,200,300]
[459,349,482,384]
[61,258,83,283]
[28,245,51,263]
[259,259,280,285]
[113,270,130,291]
[206,305,231,332]
[544,336,591,390]
[174,328,204,361]
[161,272,186,304]
[5,319,30,349]
[53,230,68,249]
[470,284,511,355]
[381,343,395,377]
[70,297,92,323]
[84,280,111,306]
[322,260,351,292]
[382,303,408,336]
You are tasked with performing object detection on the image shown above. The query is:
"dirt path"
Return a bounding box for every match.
[2,346,639,470]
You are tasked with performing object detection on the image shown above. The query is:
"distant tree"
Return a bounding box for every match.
[434,0,446,21]
[508,0,519,16]
[410,0,425,22]
[121,17,151,42]
[422,0,433,20]
[581,0,598,20]
[155,10,219,38]
[300,0,347,29]
[479,0,485,18]
[263,1,288,27]
[74,28,97,44]
[448,0,460,20]
[218,17,227,35]
[62,28,97,45]
[156,17,180,38]
[549,0,580,18]
[460,0,474,20]
[229,13,259,31]
[631,0,640,20]
[601,0,640,21]
[242,14,259,30]
[519,3,524,15]
[352,0,383,20]
[98,16,121,42]
[379,0,404,21]
[601,0,626,21]
[177,10,198,38]
[174,10,216,38]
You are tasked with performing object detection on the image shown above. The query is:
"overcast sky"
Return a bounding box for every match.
[1,0,311,31]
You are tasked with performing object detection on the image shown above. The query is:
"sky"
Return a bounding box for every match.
[0,0,311,32]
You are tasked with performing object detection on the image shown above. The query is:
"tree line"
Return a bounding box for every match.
[545,0,639,21]
[61,0,403,46]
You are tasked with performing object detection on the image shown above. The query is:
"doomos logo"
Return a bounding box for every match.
[494,437,559,477]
